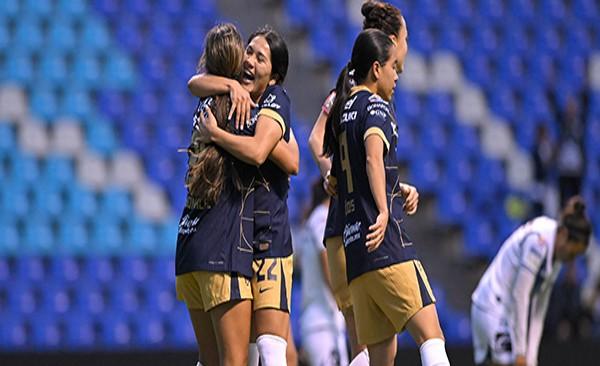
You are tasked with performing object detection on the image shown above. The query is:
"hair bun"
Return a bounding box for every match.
[565,196,586,216]
[361,0,384,18]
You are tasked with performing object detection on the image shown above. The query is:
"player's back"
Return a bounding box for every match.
[472,216,558,313]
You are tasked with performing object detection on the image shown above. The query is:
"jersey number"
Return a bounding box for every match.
[256,259,278,282]
[339,131,354,193]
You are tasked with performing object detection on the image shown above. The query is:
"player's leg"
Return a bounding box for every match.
[286,323,298,366]
[252,256,293,365]
[367,335,397,366]
[210,299,252,366]
[176,273,220,365]
[188,308,219,366]
[405,305,450,366]
[326,236,366,358]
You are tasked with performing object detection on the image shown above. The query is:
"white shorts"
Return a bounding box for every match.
[471,303,515,365]
[300,304,348,366]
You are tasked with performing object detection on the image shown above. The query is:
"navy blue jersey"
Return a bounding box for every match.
[323,151,344,241]
[338,87,417,282]
[232,85,293,259]
[176,97,255,278]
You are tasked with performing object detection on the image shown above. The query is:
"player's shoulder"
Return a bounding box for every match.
[523,217,557,255]
[260,85,290,108]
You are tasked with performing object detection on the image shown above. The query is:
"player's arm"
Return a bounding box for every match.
[187,73,256,128]
[509,235,547,364]
[308,109,332,178]
[197,106,282,166]
[269,129,299,175]
[365,134,388,252]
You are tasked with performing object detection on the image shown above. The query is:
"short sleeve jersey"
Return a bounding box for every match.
[175,97,255,278]
[234,85,294,259]
[337,87,417,282]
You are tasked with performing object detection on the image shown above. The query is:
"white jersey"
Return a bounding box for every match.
[297,204,347,365]
[298,204,341,322]
[472,216,562,365]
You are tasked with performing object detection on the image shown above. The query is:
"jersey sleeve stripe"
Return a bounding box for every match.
[363,127,390,151]
[258,109,286,139]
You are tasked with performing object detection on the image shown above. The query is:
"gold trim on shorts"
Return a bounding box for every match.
[325,236,353,311]
[349,260,436,345]
[176,271,252,311]
[251,254,293,312]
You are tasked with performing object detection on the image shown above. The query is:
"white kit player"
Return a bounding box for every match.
[471,197,592,366]
[298,178,349,366]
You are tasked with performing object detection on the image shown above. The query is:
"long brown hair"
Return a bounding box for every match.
[186,24,245,207]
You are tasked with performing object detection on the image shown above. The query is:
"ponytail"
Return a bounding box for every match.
[323,64,355,157]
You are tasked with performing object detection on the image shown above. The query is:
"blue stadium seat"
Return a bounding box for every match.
[32,185,64,217]
[86,122,118,156]
[119,257,151,284]
[100,188,132,220]
[0,0,19,19]
[44,155,75,189]
[65,311,97,348]
[78,18,111,52]
[133,310,167,346]
[30,86,59,122]
[61,88,94,120]
[14,16,43,51]
[23,215,55,254]
[72,52,102,89]
[97,90,127,121]
[1,183,30,219]
[64,184,98,219]
[8,281,40,316]
[46,19,77,52]
[3,49,34,85]
[90,216,124,255]
[99,312,134,348]
[142,281,176,314]
[0,124,15,153]
[0,217,19,255]
[127,218,158,254]
[109,281,142,315]
[57,216,89,255]
[0,315,29,349]
[51,257,83,284]
[84,257,117,284]
[103,51,136,89]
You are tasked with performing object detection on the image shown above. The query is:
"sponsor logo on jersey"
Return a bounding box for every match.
[262,93,281,110]
[179,213,201,235]
[341,111,358,124]
[343,221,362,246]
[344,95,358,110]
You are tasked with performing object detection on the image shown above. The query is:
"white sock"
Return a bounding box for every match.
[419,338,450,366]
[247,342,259,366]
[195,362,203,366]
[256,334,287,366]
[349,349,370,366]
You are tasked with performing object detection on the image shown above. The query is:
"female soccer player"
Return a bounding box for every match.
[471,197,592,366]
[175,23,256,366]
[299,177,348,365]
[192,26,298,366]
[323,28,450,366]
[308,1,419,363]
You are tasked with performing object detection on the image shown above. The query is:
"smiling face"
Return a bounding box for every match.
[240,36,274,100]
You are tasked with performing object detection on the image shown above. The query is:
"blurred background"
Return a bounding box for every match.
[0,0,599,364]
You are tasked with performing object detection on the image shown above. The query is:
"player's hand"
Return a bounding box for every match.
[195,105,218,143]
[400,183,419,215]
[514,355,527,366]
[228,81,257,130]
[366,211,388,252]
[323,170,337,196]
